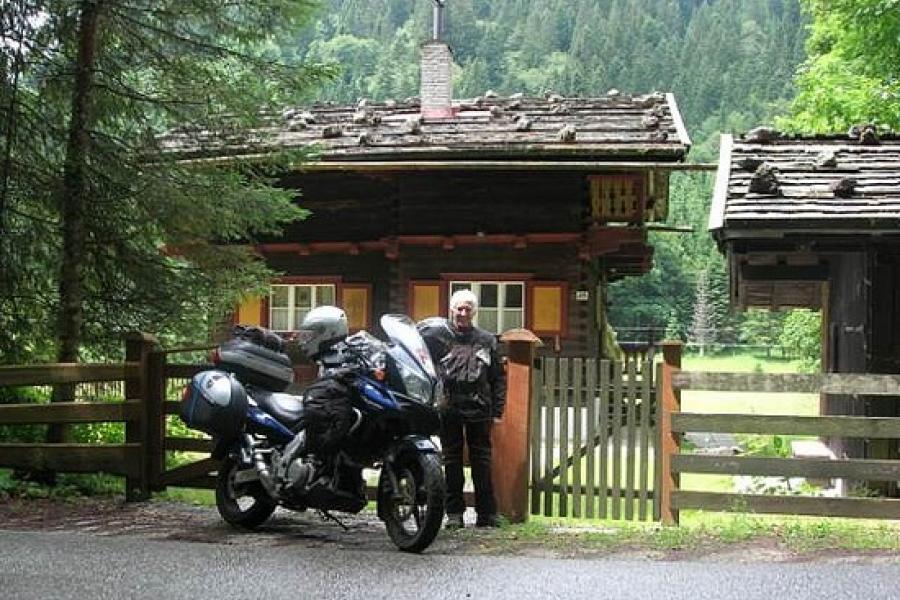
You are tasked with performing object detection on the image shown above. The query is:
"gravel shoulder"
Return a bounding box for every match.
[1,496,898,564]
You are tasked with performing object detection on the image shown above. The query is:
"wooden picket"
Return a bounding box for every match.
[529,355,658,521]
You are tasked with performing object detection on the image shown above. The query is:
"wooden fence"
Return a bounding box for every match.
[0,334,211,500]
[529,354,658,521]
[657,342,900,523]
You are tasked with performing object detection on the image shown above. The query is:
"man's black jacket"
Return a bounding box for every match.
[440,325,507,422]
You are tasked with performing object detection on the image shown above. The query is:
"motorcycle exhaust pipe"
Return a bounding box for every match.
[245,434,277,494]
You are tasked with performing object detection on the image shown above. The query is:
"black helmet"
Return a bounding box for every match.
[416,316,454,362]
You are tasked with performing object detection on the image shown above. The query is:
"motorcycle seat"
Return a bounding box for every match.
[252,390,305,431]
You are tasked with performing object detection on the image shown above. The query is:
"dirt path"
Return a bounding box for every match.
[1,496,898,564]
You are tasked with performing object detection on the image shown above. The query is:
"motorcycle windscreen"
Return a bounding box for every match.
[380,314,439,404]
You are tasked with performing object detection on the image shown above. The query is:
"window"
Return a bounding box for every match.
[269,284,335,331]
[450,281,524,334]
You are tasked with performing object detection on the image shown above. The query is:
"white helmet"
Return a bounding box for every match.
[296,305,349,357]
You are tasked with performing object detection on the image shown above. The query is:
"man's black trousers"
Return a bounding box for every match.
[439,411,497,518]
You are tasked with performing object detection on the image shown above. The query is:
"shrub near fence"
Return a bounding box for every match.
[657,341,900,524]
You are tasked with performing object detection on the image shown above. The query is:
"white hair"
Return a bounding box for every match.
[449,289,478,311]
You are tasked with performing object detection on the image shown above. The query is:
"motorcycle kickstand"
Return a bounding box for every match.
[318,509,350,532]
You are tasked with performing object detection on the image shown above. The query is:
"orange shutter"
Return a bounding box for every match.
[340,284,371,331]
[528,282,567,336]
[235,296,264,327]
[409,281,443,322]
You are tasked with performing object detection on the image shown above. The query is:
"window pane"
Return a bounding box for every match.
[504,284,523,308]
[480,283,498,308]
[295,285,312,309]
[451,282,471,294]
[270,286,289,307]
[478,308,498,333]
[316,285,335,306]
[271,308,290,331]
[294,308,310,329]
[503,309,523,330]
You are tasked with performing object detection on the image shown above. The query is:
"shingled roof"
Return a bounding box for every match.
[710,130,900,238]
[159,92,691,164]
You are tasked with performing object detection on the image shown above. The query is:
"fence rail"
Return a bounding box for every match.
[657,342,900,524]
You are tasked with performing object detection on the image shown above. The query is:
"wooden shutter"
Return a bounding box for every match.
[235,296,265,327]
[340,284,371,331]
[409,281,443,322]
[528,282,567,336]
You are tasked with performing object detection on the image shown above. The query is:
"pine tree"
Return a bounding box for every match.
[689,270,716,356]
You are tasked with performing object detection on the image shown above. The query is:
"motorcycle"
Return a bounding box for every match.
[180,313,446,553]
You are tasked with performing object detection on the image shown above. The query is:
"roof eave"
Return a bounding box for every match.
[708,133,733,235]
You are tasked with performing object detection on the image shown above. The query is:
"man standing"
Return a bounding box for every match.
[440,289,507,529]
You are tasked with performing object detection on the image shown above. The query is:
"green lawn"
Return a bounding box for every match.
[680,352,819,416]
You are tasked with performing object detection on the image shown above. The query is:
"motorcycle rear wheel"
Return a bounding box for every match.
[215,457,277,529]
[381,452,445,553]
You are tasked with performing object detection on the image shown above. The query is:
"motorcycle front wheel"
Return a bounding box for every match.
[215,456,277,529]
[380,451,445,553]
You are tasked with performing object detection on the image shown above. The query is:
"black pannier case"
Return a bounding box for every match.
[180,370,248,439]
[217,338,295,391]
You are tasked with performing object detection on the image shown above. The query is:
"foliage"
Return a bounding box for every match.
[0,0,332,364]
[783,0,900,131]
[778,309,821,371]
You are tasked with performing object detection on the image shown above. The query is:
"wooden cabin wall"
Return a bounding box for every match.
[822,251,869,460]
[867,248,900,480]
[274,171,589,241]
[394,245,598,358]
[262,245,600,357]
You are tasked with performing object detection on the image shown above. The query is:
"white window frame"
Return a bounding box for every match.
[269,283,336,332]
[449,280,525,334]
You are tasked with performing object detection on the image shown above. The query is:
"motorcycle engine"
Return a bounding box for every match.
[286,458,315,491]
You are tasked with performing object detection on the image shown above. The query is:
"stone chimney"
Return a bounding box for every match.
[420,41,454,119]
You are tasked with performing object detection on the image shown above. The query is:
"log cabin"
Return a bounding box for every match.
[709,128,900,482]
[161,40,693,372]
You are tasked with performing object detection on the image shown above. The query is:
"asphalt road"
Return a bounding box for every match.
[1,529,898,600]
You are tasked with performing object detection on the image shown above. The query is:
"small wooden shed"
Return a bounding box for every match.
[709,129,900,470]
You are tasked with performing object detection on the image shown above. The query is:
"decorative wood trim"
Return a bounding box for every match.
[272,275,342,285]
[441,273,534,282]
[709,133,732,231]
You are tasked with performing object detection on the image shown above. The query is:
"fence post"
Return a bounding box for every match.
[494,329,543,523]
[124,332,158,501]
[658,340,682,525]
[147,349,167,492]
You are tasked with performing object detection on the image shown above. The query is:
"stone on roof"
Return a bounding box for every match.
[710,131,900,233]
[159,92,691,163]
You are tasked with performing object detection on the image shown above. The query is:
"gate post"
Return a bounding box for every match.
[658,340,682,525]
[494,329,543,523]
[146,349,167,492]
[124,332,158,501]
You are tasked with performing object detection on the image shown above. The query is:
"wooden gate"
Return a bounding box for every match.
[529,355,658,521]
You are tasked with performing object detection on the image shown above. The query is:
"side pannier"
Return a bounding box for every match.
[180,370,248,440]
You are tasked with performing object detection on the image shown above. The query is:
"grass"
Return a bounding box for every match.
[479,513,900,555]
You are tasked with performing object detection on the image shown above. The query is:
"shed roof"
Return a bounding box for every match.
[160,92,691,165]
[710,132,900,238]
